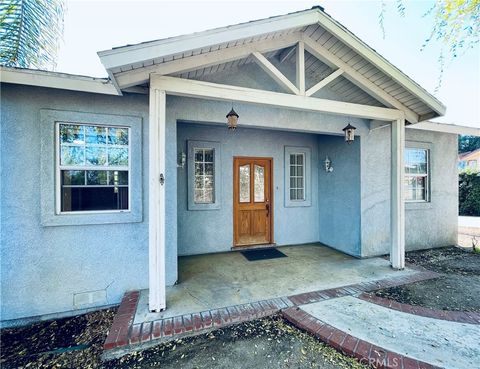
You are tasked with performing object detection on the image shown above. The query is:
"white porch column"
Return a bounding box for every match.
[148,88,166,312]
[390,117,405,269]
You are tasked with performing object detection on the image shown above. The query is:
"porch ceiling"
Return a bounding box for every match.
[98,7,446,122]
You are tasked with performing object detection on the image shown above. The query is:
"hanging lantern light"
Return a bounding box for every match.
[342,123,356,144]
[226,107,239,130]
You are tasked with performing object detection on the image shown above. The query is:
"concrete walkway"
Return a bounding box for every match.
[301,296,480,369]
[458,216,480,228]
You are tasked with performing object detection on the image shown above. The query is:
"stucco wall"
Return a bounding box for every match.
[318,136,361,256]
[1,66,459,322]
[0,84,155,322]
[176,122,321,255]
[360,125,458,256]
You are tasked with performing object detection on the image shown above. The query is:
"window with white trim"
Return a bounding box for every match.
[193,148,215,204]
[289,153,305,201]
[284,146,311,207]
[404,148,429,202]
[57,123,130,212]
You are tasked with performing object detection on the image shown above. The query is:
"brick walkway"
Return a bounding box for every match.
[103,269,438,360]
[359,293,480,324]
[282,307,441,369]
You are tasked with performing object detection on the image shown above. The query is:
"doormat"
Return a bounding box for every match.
[240,248,287,261]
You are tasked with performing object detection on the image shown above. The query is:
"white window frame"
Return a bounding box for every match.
[285,146,311,207]
[404,148,430,203]
[187,140,221,211]
[289,153,306,201]
[193,147,215,204]
[55,122,132,214]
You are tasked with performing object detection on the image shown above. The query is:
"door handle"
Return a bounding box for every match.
[266,203,270,216]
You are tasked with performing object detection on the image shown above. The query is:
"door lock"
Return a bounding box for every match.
[159,173,165,185]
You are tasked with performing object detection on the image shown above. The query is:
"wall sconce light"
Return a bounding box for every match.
[177,152,186,168]
[324,156,333,173]
[342,123,356,144]
[226,107,239,130]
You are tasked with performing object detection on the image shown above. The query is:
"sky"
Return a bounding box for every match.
[56,0,480,127]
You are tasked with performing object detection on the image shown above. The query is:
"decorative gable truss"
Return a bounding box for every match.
[112,33,422,123]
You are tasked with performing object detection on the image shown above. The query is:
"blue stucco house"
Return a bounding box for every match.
[1,7,478,326]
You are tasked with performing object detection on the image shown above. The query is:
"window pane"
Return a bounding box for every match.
[86,170,108,185]
[204,149,214,163]
[204,175,214,190]
[290,154,296,165]
[85,126,106,144]
[108,148,128,166]
[290,189,297,200]
[239,164,250,203]
[108,170,128,185]
[297,189,304,200]
[108,128,129,145]
[194,149,203,162]
[61,146,85,165]
[204,189,213,203]
[86,146,107,166]
[296,165,303,177]
[254,165,265,202]
[61,187,128,212]
[296,154,304,165]
[205,163,214,175]
[60,124,84,144]
[62,170,85,185]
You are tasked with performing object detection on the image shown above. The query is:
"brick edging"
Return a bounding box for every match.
[358,293,480,325]
[282,307,443,369]
[104,291,140,350]
[103,270,440,357]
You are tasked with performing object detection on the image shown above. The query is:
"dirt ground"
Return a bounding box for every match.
[375,246,480,312]
[1,313,368,369]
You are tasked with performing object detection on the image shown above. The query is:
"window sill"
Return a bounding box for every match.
[405,201,433,211]
[41,210,142,227]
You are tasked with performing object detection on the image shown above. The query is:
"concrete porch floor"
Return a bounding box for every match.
[134,243,419,324]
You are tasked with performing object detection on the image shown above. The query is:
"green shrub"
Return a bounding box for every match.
[459,172,480,216]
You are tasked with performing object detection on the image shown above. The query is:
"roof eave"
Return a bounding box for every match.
[97,8,321,70]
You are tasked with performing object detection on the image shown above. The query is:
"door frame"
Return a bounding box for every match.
[233,156,274,247]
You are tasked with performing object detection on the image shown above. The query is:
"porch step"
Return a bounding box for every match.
[102,270,439,360]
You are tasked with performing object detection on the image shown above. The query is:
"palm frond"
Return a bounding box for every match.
[0,0,65,69]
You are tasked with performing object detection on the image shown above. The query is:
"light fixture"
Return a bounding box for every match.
[226,106,239,130]
[324,156,333,173]
[342,123,356,144]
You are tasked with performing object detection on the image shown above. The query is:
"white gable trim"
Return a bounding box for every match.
[316,11,446,116]
[0,67,119,95]
[97,9,320,70]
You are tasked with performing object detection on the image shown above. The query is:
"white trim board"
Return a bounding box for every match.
[151,74,403,121]
[0,67,119,96]
[407,121,480,136]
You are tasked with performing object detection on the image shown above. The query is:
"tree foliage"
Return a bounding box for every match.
[379,0,480,92]
[0,0,65,69]
[459,172,480,216]
[459,135,480,153]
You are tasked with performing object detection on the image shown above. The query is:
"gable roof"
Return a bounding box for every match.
[459,148,480,160]
[98,6,446,123]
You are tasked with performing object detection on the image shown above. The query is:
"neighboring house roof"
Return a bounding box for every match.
[97,6,446,123]
[459,148,480,161]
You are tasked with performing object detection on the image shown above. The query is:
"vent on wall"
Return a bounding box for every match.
[73,289,107,307]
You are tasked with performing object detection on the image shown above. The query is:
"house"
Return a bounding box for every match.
[459,148,480,172]
[1,6,479,326]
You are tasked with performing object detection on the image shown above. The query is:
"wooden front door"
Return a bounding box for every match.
[233,157,273,247]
